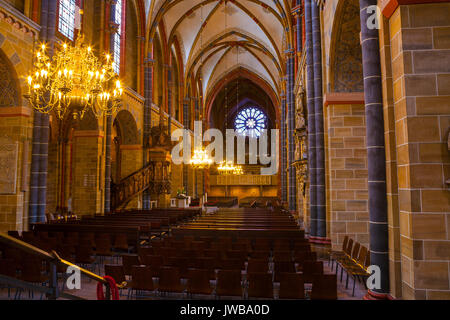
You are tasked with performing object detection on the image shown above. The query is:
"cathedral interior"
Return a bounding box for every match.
[0,0,449,302]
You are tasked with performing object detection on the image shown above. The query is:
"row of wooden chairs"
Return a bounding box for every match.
[138,246,316,263]
[155,236,309,252]
[329,236,371,296]
[105,264,337,300]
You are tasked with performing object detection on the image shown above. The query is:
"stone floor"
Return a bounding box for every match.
[0,259,367,300]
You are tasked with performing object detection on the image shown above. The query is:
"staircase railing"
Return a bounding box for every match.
[111,163,153,210]
[0,233,124,300]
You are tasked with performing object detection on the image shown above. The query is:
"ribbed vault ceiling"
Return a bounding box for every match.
[146,0,290,104]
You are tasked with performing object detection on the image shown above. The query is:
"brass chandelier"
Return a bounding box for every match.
[190,148,213,169]
[25,35,123,120]
[218,161,243,176]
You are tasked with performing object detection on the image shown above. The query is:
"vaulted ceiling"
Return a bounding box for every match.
[145,0,293,109]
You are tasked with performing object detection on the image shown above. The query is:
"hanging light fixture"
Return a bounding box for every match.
[25,34,123,120]
[189,3,213,171]
[190,147,213,169]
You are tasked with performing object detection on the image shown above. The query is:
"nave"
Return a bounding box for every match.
[0,208,367,300]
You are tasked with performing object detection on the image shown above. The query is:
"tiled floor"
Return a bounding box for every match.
[0,259,367,300]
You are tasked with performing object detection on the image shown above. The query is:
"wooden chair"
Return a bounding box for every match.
[75,245,98,274]
[95,237,115,264]
[141,255,163,277]
[247,259,269,274]
[113,234,130,253]
[190,241,206,251]
[329,235,349,269]
[128,266,157,299]
[226,250,249,261]
[0,259,17,298]
[186,268,213,297]
[194,257,217,279]
[249,250,270,260]
[104,264,127,284]
[311,274,337,300]
[122,254,140,277]
[158,267,184,295]
[216,270,243,298]
[302,261,323,283]
[219,258,245,271]
[273,261,296,282]
[247,272,273,299]
[17,257,49,300]
[272,251,292,262]
[278,273,305,299]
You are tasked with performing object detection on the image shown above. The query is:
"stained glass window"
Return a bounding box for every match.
[58,0,77,40]
[113,0,122,74]
[234,107,267,138]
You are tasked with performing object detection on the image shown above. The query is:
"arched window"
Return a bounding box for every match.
[234,107,267,138]
[58,0,77,40]
[113,0,123,74]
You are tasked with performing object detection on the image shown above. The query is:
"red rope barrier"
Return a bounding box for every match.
[96,276,120,300]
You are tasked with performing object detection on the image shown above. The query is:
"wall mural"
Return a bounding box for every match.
[0,53,19,107]
[0,136,19,194]
[333,0,364,93]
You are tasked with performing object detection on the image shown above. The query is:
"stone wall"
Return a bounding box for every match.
[325,100,370,251]
[388,3,450,300]
[0,4,38,232]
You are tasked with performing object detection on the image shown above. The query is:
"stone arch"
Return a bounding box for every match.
[329,0,364,93]
[114,109,139,145]
[77,109,99,131]
[126,0,139,91]
[153,33,164,108]
[0,49,20,107]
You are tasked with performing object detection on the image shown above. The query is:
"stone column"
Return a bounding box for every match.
[29,112,41,224]
[167,68,172,135]
[143,53,154,210]
[359,0,389,298]
[280,90,287,202]
[183,97,189,193]
[104,1,116,213]
[287,50,297,212]
[312,0,326,241]
[305,0,317,238]
[29,0,54,223]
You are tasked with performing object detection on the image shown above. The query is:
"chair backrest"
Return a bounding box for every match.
[341,236,349,251]
[311,274,337,300]
[302,261,323,283]
[186,268,212,295]
[0,259,17,277]
[357,246,368,269]
[139,247,154,258]
[131,265,154,291]
[247,259,269,274]
[226,250,248,261]
[278,273,305,299]
[220,258,244,271]
[274,261,296,274]
[122,254,140,275]
[345,238,354,256]
[105,264,126,283]
[247,272,273,299]
[273,251,292,261]
[351,242,361,261]
[216,270,242,297]
[249,250,270,260]
[114,234,129,250]
[159,266,183,292]
[190,241,206,251]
